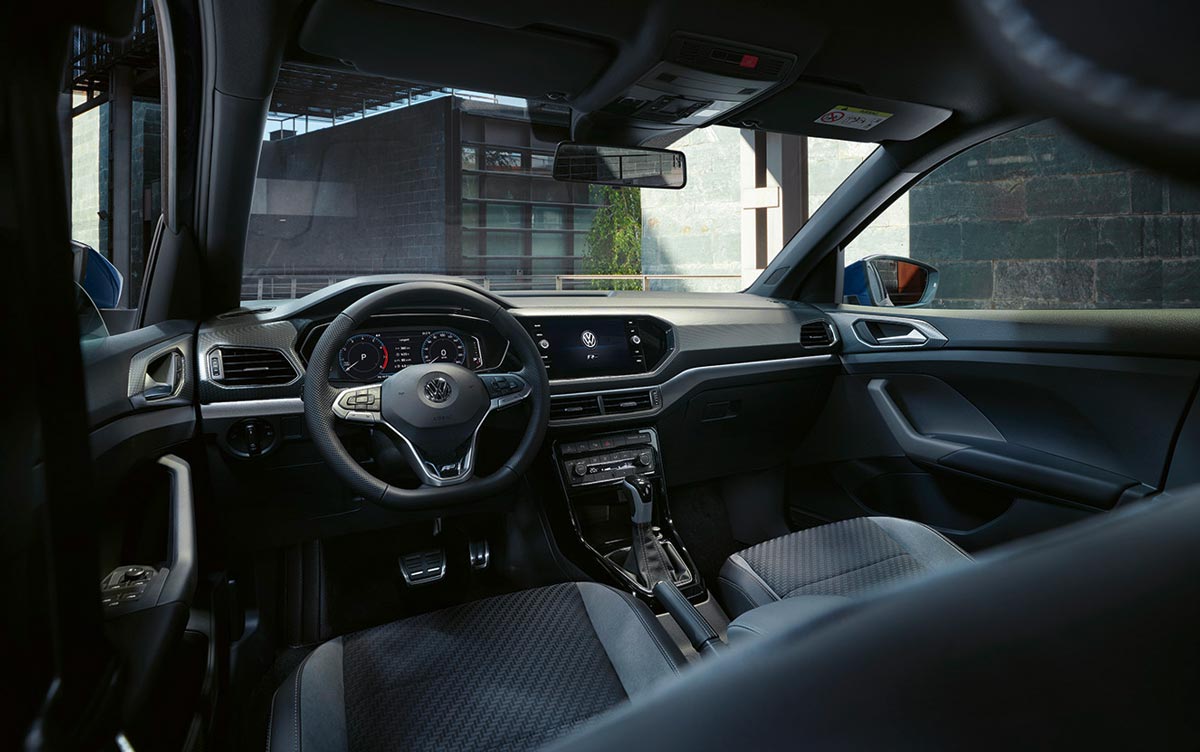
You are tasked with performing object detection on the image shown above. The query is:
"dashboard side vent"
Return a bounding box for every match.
[213,347,298,386]
[550,394,602,420]
[800,320,836,348]
[600,390,655,415]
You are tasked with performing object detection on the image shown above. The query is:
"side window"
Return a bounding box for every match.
[844,120,1200,309]
[68,15,163,317]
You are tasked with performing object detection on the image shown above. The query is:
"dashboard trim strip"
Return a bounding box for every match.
[201,398,305,419]
[198,354,836,424]
[548,353,835,426]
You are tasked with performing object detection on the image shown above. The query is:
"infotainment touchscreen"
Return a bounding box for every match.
[528,317,645,379]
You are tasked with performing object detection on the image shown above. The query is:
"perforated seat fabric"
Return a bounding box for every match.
[719,516,972,617]
[266,582,686,752]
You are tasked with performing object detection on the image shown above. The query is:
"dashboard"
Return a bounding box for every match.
[197,278,842,426]
[194,277,842,529]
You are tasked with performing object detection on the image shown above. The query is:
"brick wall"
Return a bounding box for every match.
[909,120,1200,309]
[246,98,451,278]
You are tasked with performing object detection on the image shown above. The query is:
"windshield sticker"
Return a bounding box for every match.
[815,105,893,130]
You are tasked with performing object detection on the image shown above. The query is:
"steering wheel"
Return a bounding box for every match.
[304,282,549,509]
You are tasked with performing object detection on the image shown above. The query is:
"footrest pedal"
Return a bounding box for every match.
[399,550,446,586]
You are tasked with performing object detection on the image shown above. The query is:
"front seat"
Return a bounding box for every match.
[266,581,685,752]
[719,516,971,617]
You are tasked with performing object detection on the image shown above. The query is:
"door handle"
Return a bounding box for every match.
[143,350,184,401]
[875,328,928,346]
[850,317,948,349]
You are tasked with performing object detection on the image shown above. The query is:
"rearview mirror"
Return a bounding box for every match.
[553,143,686,189]
[844,255,939,307]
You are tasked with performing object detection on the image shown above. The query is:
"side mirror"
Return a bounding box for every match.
[70,239,123,309]
[76,283,109,341]
[844,255,939,307]
[552,143,686,189]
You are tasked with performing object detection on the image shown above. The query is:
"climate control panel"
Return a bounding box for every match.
[558,429,658,488]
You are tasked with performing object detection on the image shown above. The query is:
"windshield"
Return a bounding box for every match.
[245,65,876,300]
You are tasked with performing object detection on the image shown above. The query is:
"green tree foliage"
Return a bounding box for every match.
[582,185,642,290]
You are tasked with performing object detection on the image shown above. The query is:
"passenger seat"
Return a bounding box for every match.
[719,516,971,617]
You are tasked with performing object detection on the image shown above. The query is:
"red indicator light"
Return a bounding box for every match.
[740,54,759,69]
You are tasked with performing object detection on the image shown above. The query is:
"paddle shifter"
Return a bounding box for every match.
[620,475,675,588]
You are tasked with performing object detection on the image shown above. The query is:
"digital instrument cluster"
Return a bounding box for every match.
[334,328,486,381]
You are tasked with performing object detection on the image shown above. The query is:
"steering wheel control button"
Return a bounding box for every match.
[333,385,384,423]
[482,373,530,407]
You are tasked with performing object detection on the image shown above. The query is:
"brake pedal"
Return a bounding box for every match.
[399,550,446,586]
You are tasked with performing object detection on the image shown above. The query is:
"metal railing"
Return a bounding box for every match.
[553,274,742,291]
[241,273,744,301]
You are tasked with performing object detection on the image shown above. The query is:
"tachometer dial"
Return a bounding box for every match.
[421,331,467,366]
[339,334,388,380]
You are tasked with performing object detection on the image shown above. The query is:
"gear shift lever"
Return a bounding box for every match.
[621,475,674,588]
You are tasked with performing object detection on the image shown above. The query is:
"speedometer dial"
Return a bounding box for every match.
[339,334,388,381]
[421,331,467,366]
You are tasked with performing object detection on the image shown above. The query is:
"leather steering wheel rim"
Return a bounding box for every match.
[303,281,549,510]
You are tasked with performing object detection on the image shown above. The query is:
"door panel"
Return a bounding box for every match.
[792,308,1200,551]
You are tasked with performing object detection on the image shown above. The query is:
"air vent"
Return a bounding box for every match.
[756,57,787,77]
[800,320,836,348]
[600,390,655,415]
[212,347,298,386]
[550,395,602,420]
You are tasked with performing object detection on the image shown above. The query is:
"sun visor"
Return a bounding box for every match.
[725,81,952,142]
[298,0,611,102]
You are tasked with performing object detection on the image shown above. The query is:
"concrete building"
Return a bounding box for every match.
[245,95,605,298]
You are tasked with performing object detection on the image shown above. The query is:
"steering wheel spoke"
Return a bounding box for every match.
[377,422,480,487]
[480,371,533,410]
[331,384,383,424]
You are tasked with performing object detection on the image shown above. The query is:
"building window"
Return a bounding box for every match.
[531,180,571,203]
[573,207,597,232]
[462,230,480,256]
[484,148,523,172]
[484,175,530,201]
[533,206,565,229]
[484,231,522,256]
[486,203,525,229]
[461,146,478,170]
[531,153,554,175]
[461,203,480,227]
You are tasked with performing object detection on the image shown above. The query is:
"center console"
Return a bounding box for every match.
[553,427,704,601]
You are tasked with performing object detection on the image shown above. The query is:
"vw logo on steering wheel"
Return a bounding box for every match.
[423,376,453,403]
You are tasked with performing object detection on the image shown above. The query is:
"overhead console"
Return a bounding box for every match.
[578,34,799,142]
